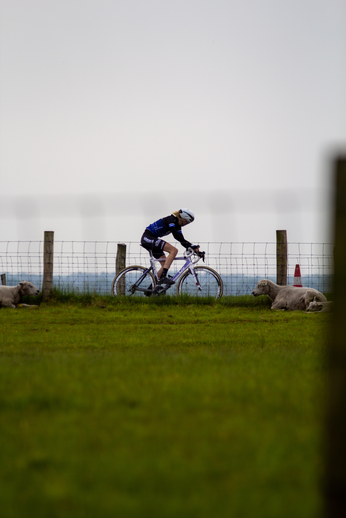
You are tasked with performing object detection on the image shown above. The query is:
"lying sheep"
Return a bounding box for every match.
[0,281,40,308]
[252,279,327,311]
[306,300,332,313]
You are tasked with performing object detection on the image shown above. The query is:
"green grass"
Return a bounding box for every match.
[0,298,328,518]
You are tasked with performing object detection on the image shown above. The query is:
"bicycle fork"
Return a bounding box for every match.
[189,265,202,291]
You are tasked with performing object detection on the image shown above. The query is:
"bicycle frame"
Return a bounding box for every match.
[154,252,200,283]
[132,250,202,295]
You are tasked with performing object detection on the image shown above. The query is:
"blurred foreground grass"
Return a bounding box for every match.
[0,300,327,518]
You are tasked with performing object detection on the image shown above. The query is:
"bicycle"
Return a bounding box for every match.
[111,247,223,299]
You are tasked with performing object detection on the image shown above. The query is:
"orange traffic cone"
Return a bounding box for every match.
[293,264,303,287]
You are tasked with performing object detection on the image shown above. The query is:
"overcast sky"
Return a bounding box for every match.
[1,0,345,244]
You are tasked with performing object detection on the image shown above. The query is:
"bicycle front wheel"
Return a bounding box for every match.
[112,266,156,297]
[177,266,223,299]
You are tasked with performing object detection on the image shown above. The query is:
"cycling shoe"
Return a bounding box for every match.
[157,276,175,286]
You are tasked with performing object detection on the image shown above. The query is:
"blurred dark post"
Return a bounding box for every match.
[1,274,6,285]
[42,231,54,300]
[276,230,287,285]
[116,243,126,295]
[326,157,346,518]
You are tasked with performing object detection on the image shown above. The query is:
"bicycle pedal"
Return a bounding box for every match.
[154,285,166,294]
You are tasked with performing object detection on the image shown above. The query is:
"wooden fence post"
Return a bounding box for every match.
[42,231,54,300]
[276,230,287,286]
[1,274,6,286]
[116,243,126,274]
[325,156,346,517]
[116,243,126,295]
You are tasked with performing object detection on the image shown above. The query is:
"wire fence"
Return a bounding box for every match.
[0,241,333,296]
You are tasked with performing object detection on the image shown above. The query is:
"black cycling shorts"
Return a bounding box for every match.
[141,230,166,259]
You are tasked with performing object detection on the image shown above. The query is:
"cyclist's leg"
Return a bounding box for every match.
[156,254,166,278]
[141,232,168,278]
[159,242,178,277]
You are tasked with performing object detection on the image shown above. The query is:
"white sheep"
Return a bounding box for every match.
[0,281,40,308]
[252,279,327,311]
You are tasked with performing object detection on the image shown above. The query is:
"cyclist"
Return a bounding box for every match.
[141,209,200,285]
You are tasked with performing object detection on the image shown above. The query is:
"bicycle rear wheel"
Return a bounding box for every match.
[177,266,223,299]
[112,266,156,297]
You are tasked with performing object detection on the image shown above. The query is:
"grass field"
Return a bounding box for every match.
[0,296,328,518]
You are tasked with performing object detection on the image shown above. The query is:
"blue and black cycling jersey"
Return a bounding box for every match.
[146,215,193,249]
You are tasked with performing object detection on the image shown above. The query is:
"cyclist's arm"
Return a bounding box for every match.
[172,229,199,250]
